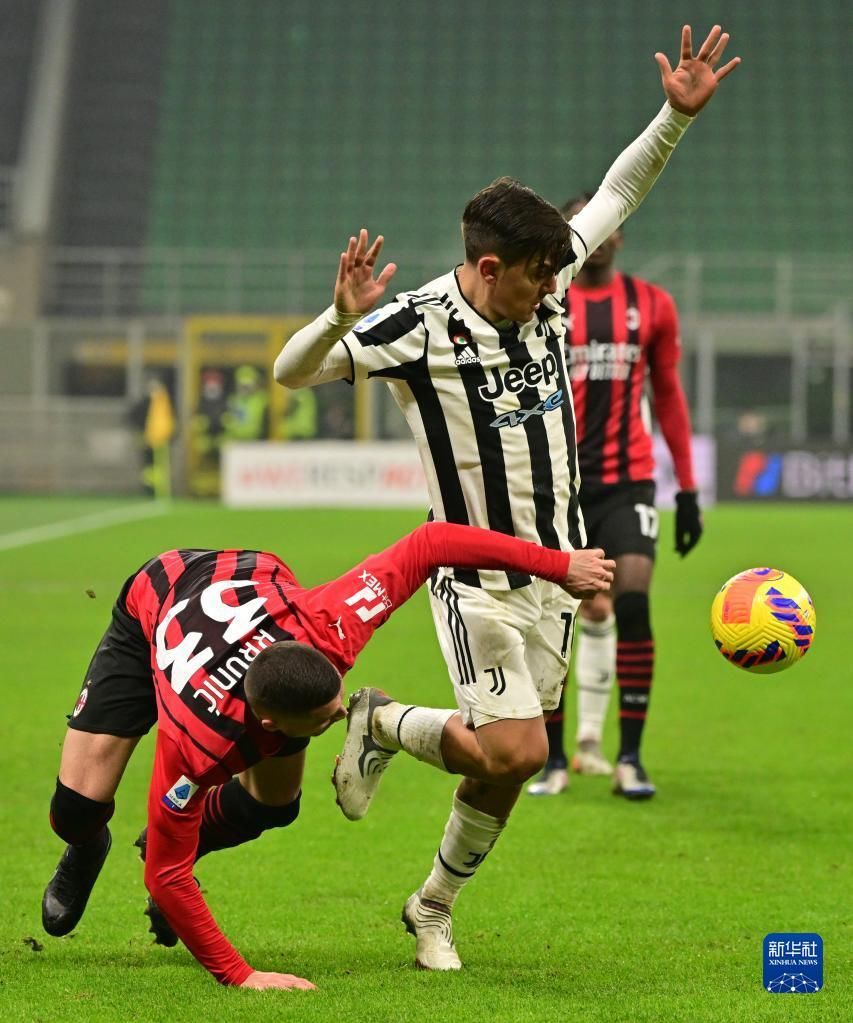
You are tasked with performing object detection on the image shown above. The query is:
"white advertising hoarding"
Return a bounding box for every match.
[223,436,716,509]
[222,441,429,507]
[652,434,716,509]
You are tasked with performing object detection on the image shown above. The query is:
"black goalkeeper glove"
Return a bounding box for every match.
[674,490,703,558]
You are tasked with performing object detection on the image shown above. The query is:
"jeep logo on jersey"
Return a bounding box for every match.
[478,352,558,401]
[490,389,564,429]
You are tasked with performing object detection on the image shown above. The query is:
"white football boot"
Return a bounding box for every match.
[612,759,657,800]
[571,740,613,776]
[402,889,462,970]
[526,761,570,796]
[333,687,397,820]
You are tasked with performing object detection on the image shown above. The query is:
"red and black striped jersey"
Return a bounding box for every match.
[125,548,298,787]
[123,541,421,788]
[121,523,571,986]
[564,272,695,490]
[122,525,574,791]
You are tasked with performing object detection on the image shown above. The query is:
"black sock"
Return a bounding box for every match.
[195,779,301,859]
[49,778,114,847]
[614,592,654,762]
[545,689,568,768]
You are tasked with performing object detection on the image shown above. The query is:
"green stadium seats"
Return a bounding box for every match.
[49,1,852,314]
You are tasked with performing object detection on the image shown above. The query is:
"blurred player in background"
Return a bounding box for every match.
[41,521,610,990]
[276,25,737,971]
[527,192,703,802]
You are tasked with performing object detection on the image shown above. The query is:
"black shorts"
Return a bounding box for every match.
[580,480,658,561]
[67,574,309,758]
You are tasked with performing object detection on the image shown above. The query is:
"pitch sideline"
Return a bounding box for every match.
[0,502,168,552]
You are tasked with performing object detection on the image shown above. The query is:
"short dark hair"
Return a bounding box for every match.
[462,177,575,270]
[559,190,595,218]
[244,641,341,715]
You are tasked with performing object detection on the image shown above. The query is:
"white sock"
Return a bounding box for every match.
[373,703,456,771]
[420,792,506,909]
[575,614,616,744]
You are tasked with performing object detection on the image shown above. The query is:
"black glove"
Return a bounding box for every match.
[674,490,703,558]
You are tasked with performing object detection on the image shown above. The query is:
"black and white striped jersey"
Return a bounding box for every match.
[276,103,696,589]
[339,265,587,590]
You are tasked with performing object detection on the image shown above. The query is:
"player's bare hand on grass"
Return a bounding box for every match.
[334,229,397,316]
[656,24,740,117]
[239,970,317,991]
[563,548,615,599]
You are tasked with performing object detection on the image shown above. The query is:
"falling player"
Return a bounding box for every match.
[526,192,703,801]
[41,522,611,989]
[275,26,738,969]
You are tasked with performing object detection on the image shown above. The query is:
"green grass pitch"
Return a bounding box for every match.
[0,497,850,1022]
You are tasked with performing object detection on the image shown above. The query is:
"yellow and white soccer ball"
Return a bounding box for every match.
[710,568,816,674]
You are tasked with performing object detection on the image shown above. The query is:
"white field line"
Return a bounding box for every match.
[0,502,169,552]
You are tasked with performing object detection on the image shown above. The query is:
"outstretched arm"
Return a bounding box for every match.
[274,230,397,388]
[144,732,315,990]
[291,524,614,673]
[385,523,613,600]
[567,25,740,268]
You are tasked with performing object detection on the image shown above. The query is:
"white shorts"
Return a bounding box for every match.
[428,574,580,728]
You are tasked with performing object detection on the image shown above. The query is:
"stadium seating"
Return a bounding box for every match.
[0,0,41,167]
[0,0,41,233]
[53,0,170,248]
[145,3,848,251]
[45,1,852,313]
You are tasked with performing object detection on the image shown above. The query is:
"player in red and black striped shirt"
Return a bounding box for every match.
[528,192,703,801]
[41,521,611,989]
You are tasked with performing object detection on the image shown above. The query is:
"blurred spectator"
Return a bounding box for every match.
[128,375,175,498]
[222,365,269,441]
[282,387,318,441]
[193,367,228,469]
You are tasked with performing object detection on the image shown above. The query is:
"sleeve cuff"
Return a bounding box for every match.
[339,337,356,385]
[663,101,695,129]
[328,306,364,329]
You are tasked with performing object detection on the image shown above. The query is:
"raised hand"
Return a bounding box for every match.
[655,25,740,117]
[334,229,397,316]
[239,970,317,991]
[563,548,615,600]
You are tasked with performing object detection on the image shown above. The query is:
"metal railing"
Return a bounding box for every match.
[0,396,142,493]
[628,253,853,321]
[43,246,454,319]
[42,245,853,321]
[1,304,851,497]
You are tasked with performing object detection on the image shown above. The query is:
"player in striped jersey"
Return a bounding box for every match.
[41,523,611,989]
[276,26,737,970]
[527,192,703,802]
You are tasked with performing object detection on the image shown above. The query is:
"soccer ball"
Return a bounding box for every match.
[710,568,816,674]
